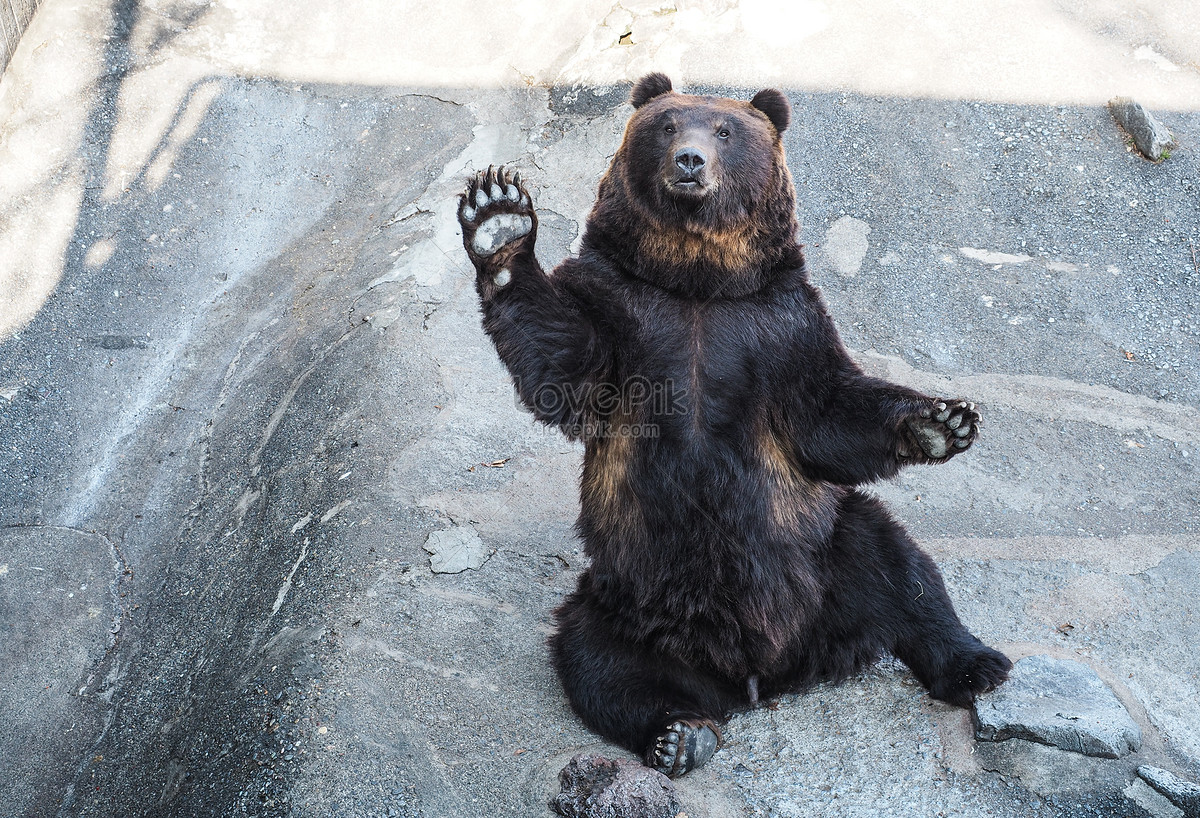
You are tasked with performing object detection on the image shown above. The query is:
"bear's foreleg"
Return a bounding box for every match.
[795,374,979,485]
[458,168,611,434]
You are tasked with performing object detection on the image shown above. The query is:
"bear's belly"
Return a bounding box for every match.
[579,428,841,555]
[578,434,840,678]
[591,550,823,679]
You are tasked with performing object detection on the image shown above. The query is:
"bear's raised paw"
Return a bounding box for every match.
[645,720,721,778]
[902,400,979,462]
[458,165,535,263]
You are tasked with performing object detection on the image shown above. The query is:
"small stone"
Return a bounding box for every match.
[551,754,681,818]
[973,655,1141,758]
[1139,766,1200,817]
[1126,779,1185,818]
[1109,97,1177,161]
[423,525,489,574]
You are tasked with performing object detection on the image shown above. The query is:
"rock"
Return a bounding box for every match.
[1126,778,1186,818]
[1109,97,1177,161]
[423,525,489,574]
[973,655,1141,758]
[1139,766,1200,817]
[550,754,683,818]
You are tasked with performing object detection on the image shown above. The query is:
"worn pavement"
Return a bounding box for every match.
[2,1,1199,816]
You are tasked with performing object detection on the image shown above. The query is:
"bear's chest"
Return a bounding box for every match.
[619,293,805,430]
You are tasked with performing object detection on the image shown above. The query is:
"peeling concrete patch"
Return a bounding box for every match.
[268,540,309,620]
[823,215,870,276]
[424,524,490,574]
[1133,45,1181,73]
[1043,260,1078,273]
[959,247,1032,265]
[319,500,351,524]
[974,655,1141,758]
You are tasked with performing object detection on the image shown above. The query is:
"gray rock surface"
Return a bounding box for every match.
[1109,96,1178,160]
[974,655,1141,758]
[424,524,489,574]
[551,755,681,818]
[3,1,1200,816]
[1125,778,1186,818]
[1140,766,1200,817]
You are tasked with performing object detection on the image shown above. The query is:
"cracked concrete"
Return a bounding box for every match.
[2,1,1200,817]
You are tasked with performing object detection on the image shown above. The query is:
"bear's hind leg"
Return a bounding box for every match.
[886,553,1011,706]
[890,575,1013,709]
[549,588,734,778]
[649,719,722,779]
[829,492,1011,707]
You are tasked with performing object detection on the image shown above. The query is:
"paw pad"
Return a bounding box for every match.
[458,165,534,259]
[906,400,979,460]
[472,213,533,256]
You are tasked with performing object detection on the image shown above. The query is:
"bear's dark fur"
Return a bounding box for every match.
[457,73,1010,778]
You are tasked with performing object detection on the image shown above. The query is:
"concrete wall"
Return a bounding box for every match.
[1,0,40,75]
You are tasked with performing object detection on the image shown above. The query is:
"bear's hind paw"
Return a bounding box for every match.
[458,165,534,259]
[930,646,1012,708]
[645,720,721,779]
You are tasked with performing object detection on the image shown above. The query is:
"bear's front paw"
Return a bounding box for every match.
[902,399,979,461]
[458,165,535,271]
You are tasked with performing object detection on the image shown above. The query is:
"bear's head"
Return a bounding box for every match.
[584,73,802,298]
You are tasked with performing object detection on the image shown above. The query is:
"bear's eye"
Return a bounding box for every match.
[664,125,676,134]
[717,128,731,139]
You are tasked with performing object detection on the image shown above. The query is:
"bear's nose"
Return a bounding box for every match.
[674,147,706,173]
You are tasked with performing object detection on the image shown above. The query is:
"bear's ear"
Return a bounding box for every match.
[630,73,674,108]
[750,88,790,134]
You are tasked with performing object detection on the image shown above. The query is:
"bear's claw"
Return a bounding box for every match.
[646,720,721,778]
[458,165,534,261]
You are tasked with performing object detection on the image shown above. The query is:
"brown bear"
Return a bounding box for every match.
[456,73,1010,778]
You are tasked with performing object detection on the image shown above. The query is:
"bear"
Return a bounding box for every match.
[456,73,1011,778]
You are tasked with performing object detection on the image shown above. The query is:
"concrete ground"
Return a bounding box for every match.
[1,1,1199,816]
